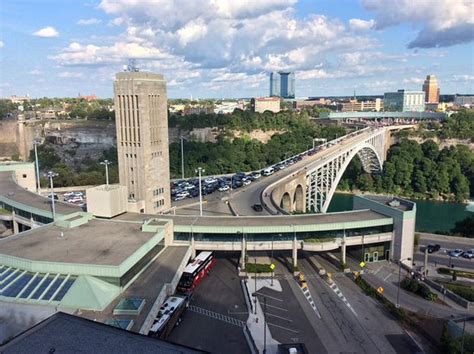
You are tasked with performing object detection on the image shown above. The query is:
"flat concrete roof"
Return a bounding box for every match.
[362,195,413,211]
[0,171,80,216]
[115,209,389,227]
[0,218,154,265]
[80,245,190,332]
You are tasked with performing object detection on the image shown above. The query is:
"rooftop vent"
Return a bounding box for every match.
[388,199,400,207]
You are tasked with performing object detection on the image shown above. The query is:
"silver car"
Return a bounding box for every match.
[462,249,474,259]
[450,249,464,257]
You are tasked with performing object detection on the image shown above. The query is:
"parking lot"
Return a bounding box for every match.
[168,254,250,354]
[416,236,474,270]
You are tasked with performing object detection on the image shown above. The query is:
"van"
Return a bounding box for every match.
[262,167,274,176]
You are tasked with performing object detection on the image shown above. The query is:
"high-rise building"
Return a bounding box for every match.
[270,72,280,97]
[269,71,295,98]
[114,72,170,214]
[422,75,440,103]
[384,90,425,112]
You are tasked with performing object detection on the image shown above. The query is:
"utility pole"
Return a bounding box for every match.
[33,140,41,191]
[424,247,428,277]
[263,296,267,354]
[100,159,111,186]
[396,257,411,308]
[195,167,205,216]
[180,136,185,179]
[47,171,59,221]
[254,257,257,315]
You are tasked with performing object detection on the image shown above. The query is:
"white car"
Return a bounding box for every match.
[243,180,251,186]
[450,249,464,257]
[250,172,261,179]
[218,185,230,192]
[204,177,217,184]
[462,249,474,259]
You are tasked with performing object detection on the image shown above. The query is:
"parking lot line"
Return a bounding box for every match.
[267,322,299,333]
[264,303,288,312]
[265,312,293,322]
[255,292,283,302]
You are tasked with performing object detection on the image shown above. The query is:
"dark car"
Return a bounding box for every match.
[426,244,441,253]
[252,204,263,212]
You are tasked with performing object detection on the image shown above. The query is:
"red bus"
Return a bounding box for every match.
[178,251,216,293]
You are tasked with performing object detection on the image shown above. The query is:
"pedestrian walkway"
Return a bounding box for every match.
[188,305,245,327]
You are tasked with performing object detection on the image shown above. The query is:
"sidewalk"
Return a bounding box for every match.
[245,277,282,354]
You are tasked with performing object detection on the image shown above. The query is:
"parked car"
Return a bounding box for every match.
[426,244,441,254]
[450,249,464,257]
[218,185,230,192]
[252,204,263,212]
[262,167,274,176]
[250,172,261,179]
[462,249,474,259]
[243,179,251,186]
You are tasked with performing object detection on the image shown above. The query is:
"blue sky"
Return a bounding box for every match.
[0,0,473,98]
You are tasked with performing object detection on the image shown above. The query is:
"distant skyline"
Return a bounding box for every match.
[0,0,473,98]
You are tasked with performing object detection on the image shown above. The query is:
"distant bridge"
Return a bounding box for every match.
[261,125,414,214]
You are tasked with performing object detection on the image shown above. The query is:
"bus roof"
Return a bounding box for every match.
[183,251,213,274]
[150,296,185,333]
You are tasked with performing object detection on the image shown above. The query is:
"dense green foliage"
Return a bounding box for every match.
[410,110,474,141]
[401,277,438,301]
[245,263,272,273]
[340,139,474,202]
[169,109,324,132]
[443,283,474,302]
[30,145,118,187]
[441,324,474,354]
[169,120,346,178]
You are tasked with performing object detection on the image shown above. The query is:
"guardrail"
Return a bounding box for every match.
[424,278,473,310]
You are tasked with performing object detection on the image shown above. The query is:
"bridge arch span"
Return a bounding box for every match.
[294,184,305,212]
[315,142,383,213]
[280,192,292,213]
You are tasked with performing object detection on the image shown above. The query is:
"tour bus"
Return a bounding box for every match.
[149,295,189,339]
[262,167,275,176]
[177,251,217,293]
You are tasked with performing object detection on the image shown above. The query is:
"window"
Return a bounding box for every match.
[22,174,27,178]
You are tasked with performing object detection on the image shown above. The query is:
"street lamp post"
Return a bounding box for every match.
[271,235,274,286]
[100,159,111,186]
[46,171,59,221]
[180,136,185,179]
[195,167,205,216]
[396,257,412,308]
[33,140,41,191]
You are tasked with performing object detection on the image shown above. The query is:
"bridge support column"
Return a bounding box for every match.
[241,234,246,269]
[292,235,298,269]
[12,211,19,234]
[190,234,196,259]
[341,233,347,265]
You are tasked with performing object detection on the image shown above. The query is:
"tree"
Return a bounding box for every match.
[451,215,474,237]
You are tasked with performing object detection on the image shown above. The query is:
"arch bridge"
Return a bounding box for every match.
[265,126,412,214]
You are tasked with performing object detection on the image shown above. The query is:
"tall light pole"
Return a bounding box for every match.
[180,136,185,179]
[396,257,412,308]
[100,160,111,186]
[33,140,41,191]
[195,167,205,216]
[46,171,59,221]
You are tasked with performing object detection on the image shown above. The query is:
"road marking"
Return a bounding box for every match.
[254,292,283,302]
[265,312,293,322]
[267,322,299,333]
[188,305,245,328]
[265,303,288,312]
[383,273,392,281]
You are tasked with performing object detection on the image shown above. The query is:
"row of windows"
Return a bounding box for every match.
[152,151,163,158]
[154,199,165,208]
[153,188,165,196]
[125,153,138,158]
[0,202,53,224]
[174,224,393,242]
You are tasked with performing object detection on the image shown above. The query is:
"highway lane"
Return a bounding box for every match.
[417,234,474,270]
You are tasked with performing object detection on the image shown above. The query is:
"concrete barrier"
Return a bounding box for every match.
[424,278,473,310]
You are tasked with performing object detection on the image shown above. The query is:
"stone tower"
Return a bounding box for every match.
[114,72,170,213]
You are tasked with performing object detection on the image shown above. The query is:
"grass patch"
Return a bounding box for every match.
[438,268,474,280]
[0,208,11,216]
[443,283,474,302]
[245,263,272,273]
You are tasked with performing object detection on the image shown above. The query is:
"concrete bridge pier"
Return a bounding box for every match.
[341,233,347,265]
[292,235,298,269]
[190,234,196,259]
[240,234,246,269]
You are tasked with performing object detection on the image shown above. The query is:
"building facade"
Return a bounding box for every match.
[269,71,295,98]
[114,72,171,213]
[422,75,440,103]
[250,97,281,113]
[341,98,383,112]
[384,90,425,112]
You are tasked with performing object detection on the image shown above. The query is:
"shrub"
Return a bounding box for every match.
[245,263,272,273]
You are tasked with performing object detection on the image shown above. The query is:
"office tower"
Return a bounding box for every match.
[269,71,295,98]
[270,72,280,97]
[384,90,425,112]
[279,72,295,99]
[422,75,440,103]
[114,71,170,213]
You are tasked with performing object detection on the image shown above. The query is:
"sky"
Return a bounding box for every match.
[0,0,473,99]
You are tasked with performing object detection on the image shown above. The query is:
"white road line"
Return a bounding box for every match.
[265,303,288,312]
[267,322,299,333]
[265,312,293,322]
[383,273,392,282]
[255,292,283,302]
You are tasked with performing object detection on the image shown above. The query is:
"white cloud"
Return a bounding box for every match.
[77,18,102,25]
[29,69,42,76]
[0,41,4,48]
[403,77,424,85]
[33,26,59,38]
[452,74,474,81]
[349,18,375,31]
[58,71,83,78]
[362,0,474,48]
